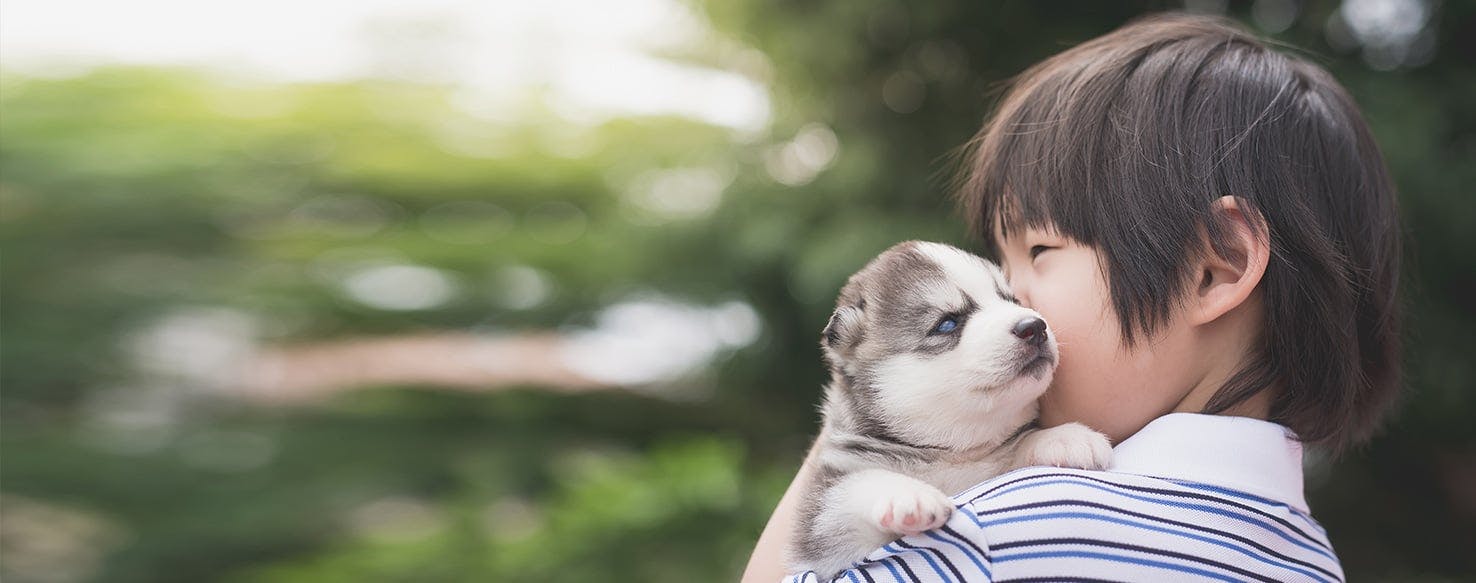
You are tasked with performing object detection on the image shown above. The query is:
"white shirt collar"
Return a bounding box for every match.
[1107,412,1310,513]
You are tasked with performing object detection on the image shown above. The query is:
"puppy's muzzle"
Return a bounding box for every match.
[1011,317,1048,347]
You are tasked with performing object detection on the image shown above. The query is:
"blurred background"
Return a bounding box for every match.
[0,0,1471,581]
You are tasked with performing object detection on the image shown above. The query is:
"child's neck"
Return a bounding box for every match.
[1172,366,1275,421]
[1173,290,1275,421]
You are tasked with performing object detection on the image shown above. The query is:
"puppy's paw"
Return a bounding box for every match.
[1020,422,1112,470]
[869,481,955,536]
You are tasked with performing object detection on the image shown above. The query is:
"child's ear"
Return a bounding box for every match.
[1190,195,1271,325]
[821,301,867,363]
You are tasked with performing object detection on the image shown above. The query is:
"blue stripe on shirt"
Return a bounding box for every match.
[874,557,908,583]
[1156,477,1329,534]
[977,477,1334,560]
[924,530,991,580]
[899,539,968,581]
[991,536,1302,583]
[973,500,1336,581]
[972,471,1331,551]
[883,543,953,583]
[993,549,1243,582]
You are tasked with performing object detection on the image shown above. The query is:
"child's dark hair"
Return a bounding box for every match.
[951,12,1402,456]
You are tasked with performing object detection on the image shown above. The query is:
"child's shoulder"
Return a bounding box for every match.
[792,466,1344,583]
[947,465,1342,581]
[954,464,1324,528]
[952,465,1167,506]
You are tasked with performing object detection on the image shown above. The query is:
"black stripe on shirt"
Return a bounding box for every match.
[977,498,1339,579]
[967,471,1329,551]
[940,524,991,562]
[892,554,924,583]
[895,539,965,582]
[992,537,1284,583]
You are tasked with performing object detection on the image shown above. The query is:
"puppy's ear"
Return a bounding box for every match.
[821,301,866,363]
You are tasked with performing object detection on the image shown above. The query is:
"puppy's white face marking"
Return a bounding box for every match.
[914,242,1009,307]
[865,242,1058,451]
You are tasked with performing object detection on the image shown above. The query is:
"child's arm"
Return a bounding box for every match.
[741,426,828,583]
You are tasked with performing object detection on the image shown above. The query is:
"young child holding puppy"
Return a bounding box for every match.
[746,12,1401,583]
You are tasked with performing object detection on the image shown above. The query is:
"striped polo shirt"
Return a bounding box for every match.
[784,412,1343,582]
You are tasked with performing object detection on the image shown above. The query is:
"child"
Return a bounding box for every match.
[744,12,1401,582]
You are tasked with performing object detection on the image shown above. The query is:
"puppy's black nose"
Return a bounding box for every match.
[1012,317,1047,346]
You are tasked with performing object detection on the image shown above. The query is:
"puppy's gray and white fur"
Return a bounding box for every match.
[788,241,1112,580]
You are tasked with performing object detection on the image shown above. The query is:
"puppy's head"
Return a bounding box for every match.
[822,241,1057,449]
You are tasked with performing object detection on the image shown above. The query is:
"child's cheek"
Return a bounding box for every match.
[1032,249,1125,431]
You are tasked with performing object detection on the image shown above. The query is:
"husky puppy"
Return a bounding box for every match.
[788,241,1113,580]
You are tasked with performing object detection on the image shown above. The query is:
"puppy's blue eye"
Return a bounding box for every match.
[934,318,958,334]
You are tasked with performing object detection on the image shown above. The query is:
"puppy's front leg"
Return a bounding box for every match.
[796,468,956,579]
[852,469,956,536]
[1013,422,1113,470]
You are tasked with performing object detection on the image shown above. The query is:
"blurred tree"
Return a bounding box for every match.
[1,0,1472,581]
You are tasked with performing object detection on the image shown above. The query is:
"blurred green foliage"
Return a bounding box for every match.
[2,0,1473,581]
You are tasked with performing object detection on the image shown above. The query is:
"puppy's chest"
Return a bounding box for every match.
[828,447,1012,497]
[912,456,1013,496]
